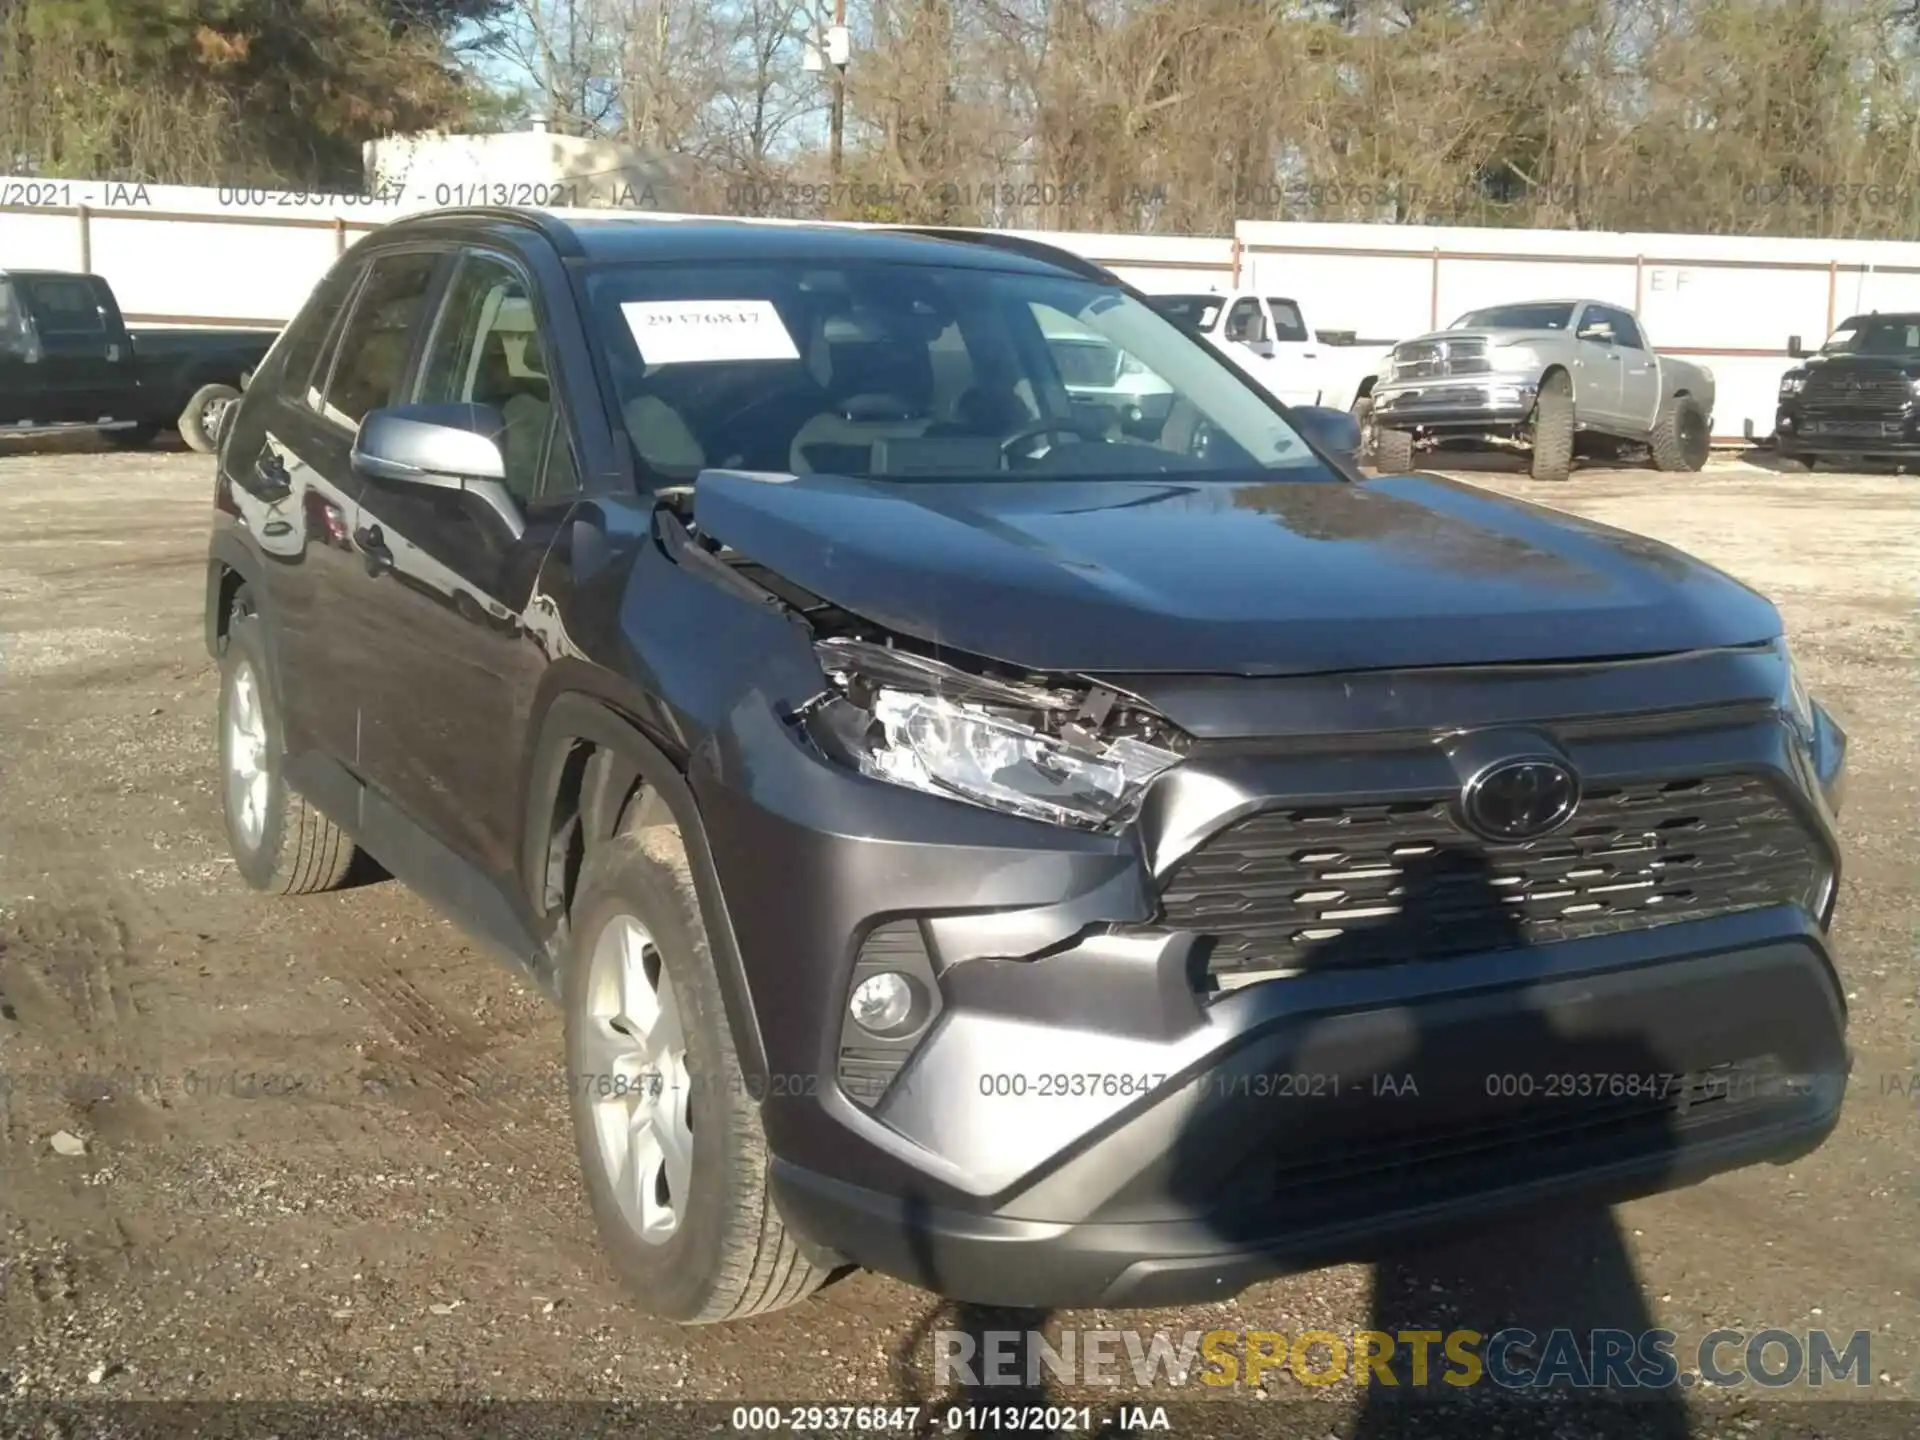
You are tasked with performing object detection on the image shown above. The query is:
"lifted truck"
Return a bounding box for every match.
[1368,299,1715,481]
[0,269,278,453]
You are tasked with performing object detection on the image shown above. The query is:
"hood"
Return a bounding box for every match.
[1397,328,1567,351]
[691,470,1781,676]
[1800,352,1920,378]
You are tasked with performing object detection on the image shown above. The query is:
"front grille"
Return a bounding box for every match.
[1050,340,1122,388]
[1801,368,1913,411]
[1160,774,1823,980]
[1247,1055,1796,1221]
[1392,337,1489,380]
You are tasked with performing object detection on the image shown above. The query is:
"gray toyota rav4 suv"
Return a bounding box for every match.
[205,208,1850,1323]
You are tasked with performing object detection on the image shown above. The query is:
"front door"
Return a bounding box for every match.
[17,274,133,424]
[0,279,41,425]
[1572,304,1626,427]
[1597,306,1661,433]
[349,249,576,883]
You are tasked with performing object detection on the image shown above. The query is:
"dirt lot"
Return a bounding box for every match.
[1,442,1915,1435]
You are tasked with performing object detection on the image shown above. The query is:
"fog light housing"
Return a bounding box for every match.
[850,972,918,1034]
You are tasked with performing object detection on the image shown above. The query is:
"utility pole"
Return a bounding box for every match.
[828,0,847,182]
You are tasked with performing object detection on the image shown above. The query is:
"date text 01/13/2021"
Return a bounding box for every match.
[728,1406,1172,1432]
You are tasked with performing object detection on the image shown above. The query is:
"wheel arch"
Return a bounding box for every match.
[523,692,769,1088]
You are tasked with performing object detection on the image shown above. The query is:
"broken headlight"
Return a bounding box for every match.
[805,638,1184,830]
[1776,636,1815,746]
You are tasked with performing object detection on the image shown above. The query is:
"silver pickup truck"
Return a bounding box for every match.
[1367,299,1715,481]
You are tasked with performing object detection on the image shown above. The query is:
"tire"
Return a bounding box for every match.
[1374,425,1415,473]
[218,597,359,895]
[179,382,241,454]
[1349,394,1375,464]
[1528,370,1575,481]
[564,809,827,1324]
[1648,395,1710,472]
[104,423,162,450]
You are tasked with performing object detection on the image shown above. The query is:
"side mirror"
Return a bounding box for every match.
[353,402,524,538]
[1787,335,1805,358]
[1292,403,1361,460]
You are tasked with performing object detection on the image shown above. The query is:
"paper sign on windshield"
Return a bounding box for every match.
[621,300,800,365]
[1826,327,1857,347]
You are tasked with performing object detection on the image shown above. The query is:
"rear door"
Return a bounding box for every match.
[0,279,41,426]
[348,247,578,880]
[17,274,135,424]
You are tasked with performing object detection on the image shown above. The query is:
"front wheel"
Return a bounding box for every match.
[564,812,828,1324]
[1348,395,1376,464]
[1528,371,1575,481]
[180,382,241,454]
[1374,425,1415,473]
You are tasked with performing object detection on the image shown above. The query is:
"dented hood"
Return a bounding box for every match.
[690,470,1781,676]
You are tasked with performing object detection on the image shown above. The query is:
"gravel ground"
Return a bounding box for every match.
[0,441,1914,1438]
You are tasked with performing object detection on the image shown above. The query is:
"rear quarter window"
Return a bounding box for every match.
[25,277,108,334]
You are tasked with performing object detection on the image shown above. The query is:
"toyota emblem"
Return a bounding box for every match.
[1461,758,1581,842]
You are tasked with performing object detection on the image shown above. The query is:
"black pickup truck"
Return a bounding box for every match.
[1776,311,1920,469]
[0,268,279,453]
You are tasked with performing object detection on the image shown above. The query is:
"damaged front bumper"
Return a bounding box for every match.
[688,638,1850,1308]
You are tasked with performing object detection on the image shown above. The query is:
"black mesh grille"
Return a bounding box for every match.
[1801,368,1913,411]
[1049,340,1122,388]
[1160,774,1823,980]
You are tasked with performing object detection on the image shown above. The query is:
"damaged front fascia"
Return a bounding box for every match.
[659,501,1182,755]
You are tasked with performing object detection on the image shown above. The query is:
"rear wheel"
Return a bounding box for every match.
[1374,425,1415,473]
[219,595,359,894]
[1649,395,1710,472]
[180,382,241,454]
[1528,371,1575,481]
[564,810,828,1323]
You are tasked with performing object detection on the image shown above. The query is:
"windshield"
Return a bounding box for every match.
[585,262,1325,485]
[1820,316,1920,356]
[1145,294,1224,332]
[1450,302,1576,332]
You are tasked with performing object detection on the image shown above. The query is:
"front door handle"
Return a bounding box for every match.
[354,523,393,574]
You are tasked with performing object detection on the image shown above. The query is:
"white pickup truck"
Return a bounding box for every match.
[1145,290,1392,421]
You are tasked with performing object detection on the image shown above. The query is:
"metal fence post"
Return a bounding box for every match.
[1429,247,1440,329]
[77,204,91,272]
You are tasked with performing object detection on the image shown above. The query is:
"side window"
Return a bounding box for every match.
[1574,306,1618,346]
[414,253,554,503]
[541,414,578,496]
[0,281,32,358]
[319,251,440,430]
[24,277,107,335]
[1265,298,1309,343]
[1224,298,1267,344]
[277,262,365,409]
[1605,308,1646,350]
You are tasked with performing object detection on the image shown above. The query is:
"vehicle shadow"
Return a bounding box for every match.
[1167,846,1694,1436]
[887,849,1701,1436]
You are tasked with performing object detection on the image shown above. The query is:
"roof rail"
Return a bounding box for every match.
[896,227,1118,284]
[398,206,587,259]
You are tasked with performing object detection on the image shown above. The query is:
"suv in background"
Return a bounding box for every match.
[206,210,1850,1324]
